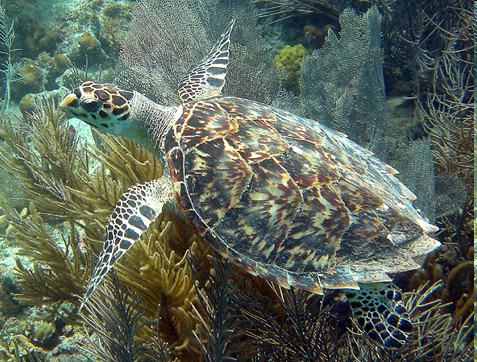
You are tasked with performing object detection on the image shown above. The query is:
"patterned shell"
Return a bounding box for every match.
[164,96,437,294]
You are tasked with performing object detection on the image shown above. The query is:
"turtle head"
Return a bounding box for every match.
[60,81,135,134]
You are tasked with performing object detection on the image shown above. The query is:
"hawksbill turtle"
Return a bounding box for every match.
[60,21,440,349]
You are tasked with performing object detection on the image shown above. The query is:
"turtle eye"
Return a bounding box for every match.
[73,88,82,99]
[82,99,101,113]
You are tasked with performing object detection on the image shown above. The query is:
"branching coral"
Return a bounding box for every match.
[386,0,474,337]
[417,52,473,188]
[0,98,208,358]
[5,207,87,315]
[0,100,95,321]
[114,212,207,359]
[240,285,370,361]
[394,0,474,192]
[215,278,474,361]
[387,282,473,362]
[80,272,167,362]
[254,0,341,26]
[0,333,45,361]
[410,3,474,324]
[191,253,251,361]
[253,0,396,27]
[0,6,21,114]
[0,97,108,221]
[408,223,474,325]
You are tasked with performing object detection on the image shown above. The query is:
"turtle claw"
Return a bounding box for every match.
[80,177,173,309]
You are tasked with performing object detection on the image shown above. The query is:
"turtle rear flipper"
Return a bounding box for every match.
[345,282,412,349]
[81,177,173,309]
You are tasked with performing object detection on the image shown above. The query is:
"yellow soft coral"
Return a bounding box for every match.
[273,44,308,94]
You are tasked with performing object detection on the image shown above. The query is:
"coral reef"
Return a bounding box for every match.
[0,308,89,361]
[0,0,472,361]
[0,333,44,361]
[81,261,473,361]
[0,0,134,110]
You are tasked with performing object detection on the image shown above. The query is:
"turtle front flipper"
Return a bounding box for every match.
[81,177,173,309]
[178,19,235,102]
[344,282,412,349]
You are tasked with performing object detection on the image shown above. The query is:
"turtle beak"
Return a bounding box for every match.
[59,93,79,110]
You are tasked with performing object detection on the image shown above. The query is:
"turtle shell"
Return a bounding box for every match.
[164,97,439,293]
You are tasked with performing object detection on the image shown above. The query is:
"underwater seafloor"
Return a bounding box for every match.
[0,0,473,361]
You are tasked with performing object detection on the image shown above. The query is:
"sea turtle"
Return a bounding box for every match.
[60,21,440,349]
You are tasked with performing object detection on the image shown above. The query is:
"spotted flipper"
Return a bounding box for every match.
[178,19,234,103]
[344,282,412,349]
[81,177,173,309]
